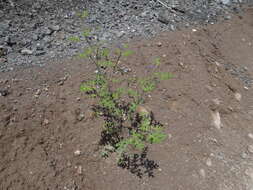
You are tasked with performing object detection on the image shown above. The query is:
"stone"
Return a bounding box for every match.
[241,152,248,159]
[206,158,212,167]
[205,85,213,92]
[77,113,85,121]
[247,145,253,153]
[0,46,7,57]
[220,0,231,5]
[158,11,171,24]
[157,42,162,47]
[234,92,241,101]
[211,110,221,129]
[245,168,253,180]
[49,25,61,31]
[43,119,49,125]
[76,165,82,175]
[248,133,253,140]
[21,48,33,55]
[74,150,81,156]
[199,168,206,178]
[0,89,9,97]
[224,15,231,20]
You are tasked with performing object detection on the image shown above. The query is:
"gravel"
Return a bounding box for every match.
[0,0,251,73]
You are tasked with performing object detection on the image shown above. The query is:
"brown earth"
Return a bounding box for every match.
[1,6,253,190]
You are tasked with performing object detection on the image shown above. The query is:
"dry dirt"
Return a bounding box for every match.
[0,6,253,190]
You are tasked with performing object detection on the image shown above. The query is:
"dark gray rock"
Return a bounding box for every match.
[158,10,172,24]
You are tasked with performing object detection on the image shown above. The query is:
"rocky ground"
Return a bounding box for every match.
[0,0,250,73]
[0,5,253,190]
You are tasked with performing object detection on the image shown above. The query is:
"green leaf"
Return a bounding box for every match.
[122,50,134,57]
[147,127,167,144]
[78,10,89,19]
[82,29,91,37]
[154,72,173,80]
[68,36,81,42]
[101,48,110,58]
[123,44,129,49]
[138,78,156,92]
[97,60,114,67]
[154,57,161,66]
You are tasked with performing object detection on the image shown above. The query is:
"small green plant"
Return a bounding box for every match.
[138,78,156,92]
[76,11,172,176]
[154,57,161,66]
[77,10,89,19]
[68,36,81,43]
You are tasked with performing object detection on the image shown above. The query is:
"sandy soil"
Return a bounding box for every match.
[0,6,253,190]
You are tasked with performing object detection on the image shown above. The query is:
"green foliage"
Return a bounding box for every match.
[154,72,173,80]
[138,78,156,92]
[77,10,89,19]
[78,28,171,167]
[68,36,81,43]
[82,28,91,37]
[122,50,134,57]
[154,57,161,66]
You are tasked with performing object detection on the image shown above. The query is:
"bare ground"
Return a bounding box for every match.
[0,7,253,190]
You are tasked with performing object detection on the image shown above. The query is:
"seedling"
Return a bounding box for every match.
[76,11,173,177]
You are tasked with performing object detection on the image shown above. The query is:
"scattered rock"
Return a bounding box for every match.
[247,145,253,153]
[74,150,81,156]
[43,119,49,125]
[67,161,72,167]
[248,133,253,140]
[241,152,248,159]
[199,168,206,178]
[76,165,82,175]
[205,85,213,92]
[245,168,253,181]
[35,89,41,96]
[21,48,33,55]
[220,0,231,5]
[49,25,61,32]
[157,42,162,47]
[158,10,171,24]
[224,15,231,20]
[0,89,9,97]
[211,110,221,129]
[206,158,212,167]
[234,92,242,101]
[0,46,7,57]
[77,113,85,121]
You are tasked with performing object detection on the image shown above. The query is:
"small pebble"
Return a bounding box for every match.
[234,92,242,101]
[157,42,162,47]
[43,119,49,125]
[76,165,82,175]
[248,133,253,140]
[241,152,248,159]
[167,134,172,139]
[67,161,71,167]
[247,145,253,153]
[245,168,253,180]
[74,150,81,156]
[205,85,213,92]
[199,168,206,178]
[206,158,212,167]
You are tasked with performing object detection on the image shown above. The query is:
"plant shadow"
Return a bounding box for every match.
[117,147,159,178]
